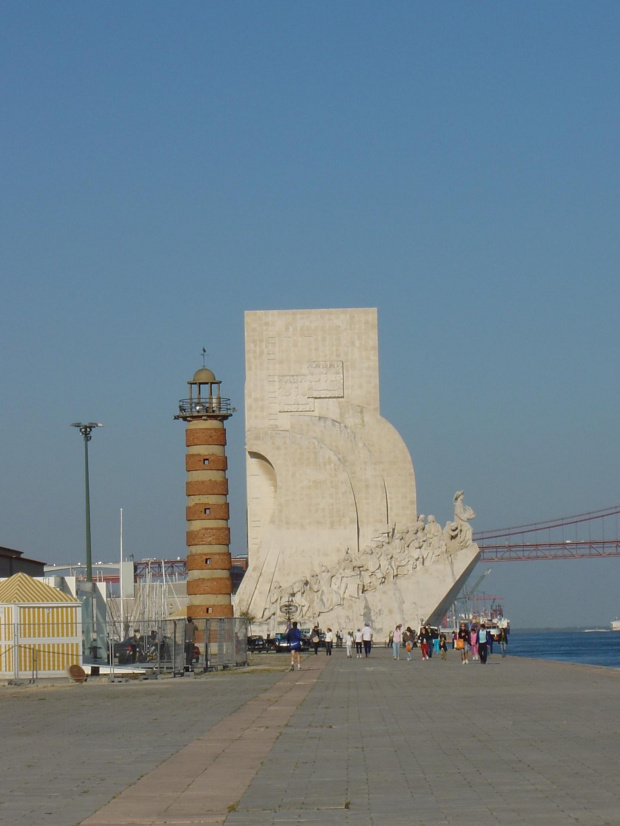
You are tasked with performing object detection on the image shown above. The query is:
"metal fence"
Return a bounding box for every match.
[0,617,248,683]
[204,617,248,670]
[106,619,187,677]
[106,617,248,677]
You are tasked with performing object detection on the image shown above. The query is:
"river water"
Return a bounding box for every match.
[507,628,620,668]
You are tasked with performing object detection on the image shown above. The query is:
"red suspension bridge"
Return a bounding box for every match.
[45,505,620,583]
[474,504,620,562]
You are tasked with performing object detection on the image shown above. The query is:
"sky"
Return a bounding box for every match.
[1,2,619,628]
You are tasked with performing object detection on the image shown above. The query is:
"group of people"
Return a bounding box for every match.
[285,619,509,670]
[456,622,509,664]
[311,623,375,659]
[285,621,376,669]
[346,624,374,658]
[389,624,449,661]
[389,622,509,665]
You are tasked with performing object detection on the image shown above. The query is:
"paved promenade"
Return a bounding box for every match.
[1,647,619,825]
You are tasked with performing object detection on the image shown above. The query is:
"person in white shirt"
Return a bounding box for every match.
[361,622,373,657]
[324,628,334,656]
[354,628,363,658]
[345,631,354,658]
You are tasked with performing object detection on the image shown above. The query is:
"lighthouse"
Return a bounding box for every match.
[174,366,234,619]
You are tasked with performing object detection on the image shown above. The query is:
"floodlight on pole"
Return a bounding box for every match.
[70,422,103,582]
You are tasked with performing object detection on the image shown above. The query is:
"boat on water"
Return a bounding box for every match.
[442,584,510,634]
[611,619,620,632]
[442,606,510,637]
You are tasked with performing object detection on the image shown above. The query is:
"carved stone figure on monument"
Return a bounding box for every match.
[406,515,426,549]
[378,545,396,582]
[453,490,475,548]
[391,532,411,576]
[305,571,322,618]
[360,544,383,592]
[262,581,283,621]
[317,564,342,613]
[371,526,393,544]
[332,549,362,602]
[443,522,460,554]
[290,577,310,618]
[424,515,446,563]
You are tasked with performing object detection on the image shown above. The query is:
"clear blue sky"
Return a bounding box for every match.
[2,3,619,628]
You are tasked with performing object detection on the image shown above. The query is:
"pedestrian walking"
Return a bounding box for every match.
[311,625,321,655]
[345,630,354,658]
[457,622,469,664]
[439,632,448,660]
[404,626,415,661]
[418,625,431,660]
[354,628,363,658]
[286,621,302,670]
[325,628,334,655]
[470,625,479,661]
[498,627,509,657]
[427,625,434,659]
[478,623,489,664]
[361,622,373,657]
[392,624,402,660]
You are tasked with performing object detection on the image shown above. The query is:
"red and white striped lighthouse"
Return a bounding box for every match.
[174,367,234,619]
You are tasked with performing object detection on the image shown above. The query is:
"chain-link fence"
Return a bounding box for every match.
[0,617,248,682]
[106,617,248,677]
[106,619,187,676]
[204,617,248,670]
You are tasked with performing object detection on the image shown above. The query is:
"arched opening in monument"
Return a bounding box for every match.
[247,451,277,554]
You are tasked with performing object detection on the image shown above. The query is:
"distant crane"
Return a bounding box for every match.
[444,568,492,628]
[462,568,492,598]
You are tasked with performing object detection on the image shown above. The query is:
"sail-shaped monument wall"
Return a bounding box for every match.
[234,308,480,638]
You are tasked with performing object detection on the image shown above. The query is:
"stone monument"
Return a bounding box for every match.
[234,308,480,636]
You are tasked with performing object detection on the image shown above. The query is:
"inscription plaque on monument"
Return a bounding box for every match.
[277,375,315,412]
[307,361,344,398]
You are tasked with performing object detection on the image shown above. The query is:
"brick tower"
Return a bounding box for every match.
[174,366,234,618]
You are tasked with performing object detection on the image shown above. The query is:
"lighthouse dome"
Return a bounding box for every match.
[193,367,217,383]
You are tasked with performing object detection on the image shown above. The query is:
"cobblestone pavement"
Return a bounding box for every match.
[225,648,620,826]
[2,648,620,826]
[0,667,285,826]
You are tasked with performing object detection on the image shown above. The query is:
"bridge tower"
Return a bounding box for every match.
[174,366,234,618]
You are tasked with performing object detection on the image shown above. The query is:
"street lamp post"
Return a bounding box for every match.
[71,422,103,658]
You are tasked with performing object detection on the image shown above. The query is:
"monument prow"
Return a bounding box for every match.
[235,309,479,637]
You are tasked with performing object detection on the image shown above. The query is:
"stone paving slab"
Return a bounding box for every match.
[3,649,620,825]
[225,650,620,826]
[81,658,328,825]
[0,667,287,826]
